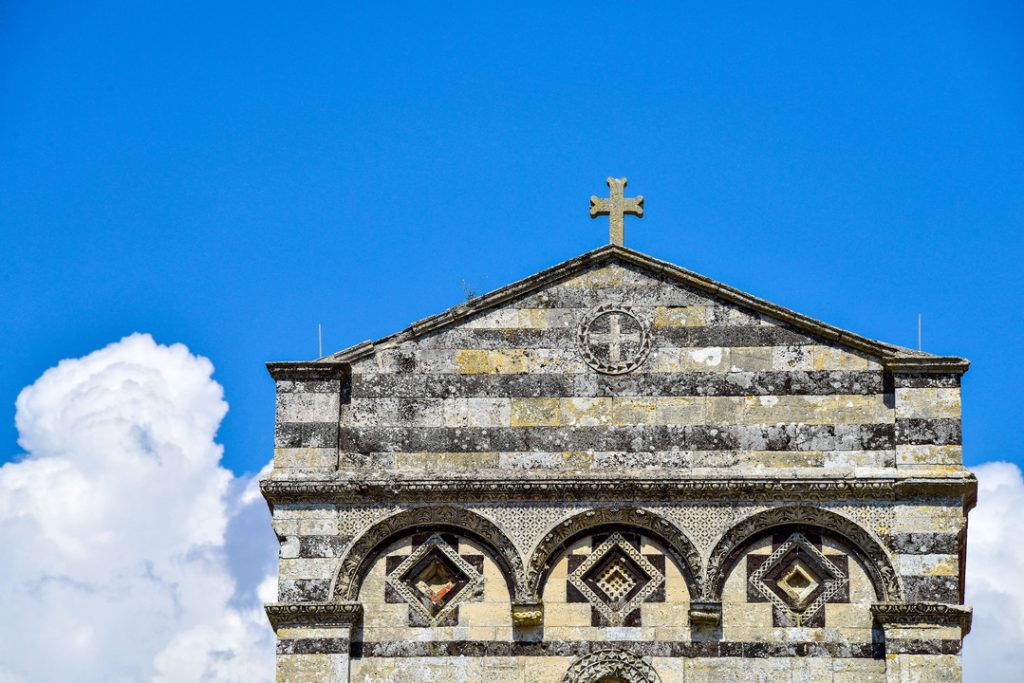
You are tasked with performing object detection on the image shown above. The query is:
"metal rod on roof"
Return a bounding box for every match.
[318,323,323,358]
[918,314,922,352]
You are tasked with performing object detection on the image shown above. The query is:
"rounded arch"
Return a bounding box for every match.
[562,648,661,683]
[526,507,702,601]
[703,506,902,602]
[331,506,528,602]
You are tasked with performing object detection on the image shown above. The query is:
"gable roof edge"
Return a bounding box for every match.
[328,245,969,374]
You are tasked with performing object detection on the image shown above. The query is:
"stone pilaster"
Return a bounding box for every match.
[266,603,362,683]
[872,602,971,683]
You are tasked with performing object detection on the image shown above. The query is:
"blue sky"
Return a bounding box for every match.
[2,1,1022,475]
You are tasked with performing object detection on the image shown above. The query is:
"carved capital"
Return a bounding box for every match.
[511,602,544,627]
[264,602,363,631]
[688,601,722,627]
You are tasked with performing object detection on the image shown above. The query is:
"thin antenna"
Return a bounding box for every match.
[917,313,922,352]
[318,323,323,358]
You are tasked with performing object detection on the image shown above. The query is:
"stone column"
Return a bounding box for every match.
[872,602,971,683]
[266,602,362,683]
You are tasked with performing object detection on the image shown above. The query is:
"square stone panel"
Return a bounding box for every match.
[385,534,484,626]
[747,532,849,627]
[568,532,665,627]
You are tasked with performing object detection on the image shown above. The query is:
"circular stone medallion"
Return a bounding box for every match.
[576,304,653,375]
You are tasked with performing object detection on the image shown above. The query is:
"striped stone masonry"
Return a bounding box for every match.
[263,245,974,682]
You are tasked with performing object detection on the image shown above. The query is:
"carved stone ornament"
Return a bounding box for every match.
[385,533,484,625]
[704,506,902,603]
[264,602,363,631]
[332,506,528,603]
[261,476,973,505]
[510,602,545,627]
[747,532,848,627]
[871,602,973,635]
[562,648,661,683]
[527,507,702,601]
[576,304,653,375]
[688,601,723,626]
[568,532,665,627]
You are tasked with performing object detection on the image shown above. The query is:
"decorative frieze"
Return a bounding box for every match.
[262,476,974,505]
[265,602,363,631]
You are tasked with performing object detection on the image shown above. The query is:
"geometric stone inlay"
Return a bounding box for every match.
[577,304,653,375]
[568,533,664,626]
[385,534,483,625]
[748,532,848,627]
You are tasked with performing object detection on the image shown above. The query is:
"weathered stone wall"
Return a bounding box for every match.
[264,249,973,682]
[273,262,962,480]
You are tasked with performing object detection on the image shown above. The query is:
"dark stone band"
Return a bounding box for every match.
[893,373,961,389]
[263,477,975,505]
[411,326,820,350]
[350,370,886,399]
[895,418,962,446]
[278,637,350,655]
[343,638,958,659]
[336,424,895,454]
[885,532,960,555]
[902,575,961,604]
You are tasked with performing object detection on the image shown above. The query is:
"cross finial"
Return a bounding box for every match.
[590,177,644,246]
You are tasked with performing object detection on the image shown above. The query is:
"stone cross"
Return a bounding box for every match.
[590,177,644,246]
[589,314,640,362]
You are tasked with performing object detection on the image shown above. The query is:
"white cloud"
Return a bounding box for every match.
[964,461,1024,682]
[0,334,276,683]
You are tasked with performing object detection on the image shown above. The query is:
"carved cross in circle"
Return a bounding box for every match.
[588,313,640,363]
[577,305,653,375]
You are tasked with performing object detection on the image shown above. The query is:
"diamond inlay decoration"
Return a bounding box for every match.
[568,533,665,627]
[777,559,820,608]
[596,557,638,602]
[385,534,484,625]
[747,532,848,627]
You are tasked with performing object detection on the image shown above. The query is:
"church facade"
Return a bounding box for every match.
[263,181,974,682]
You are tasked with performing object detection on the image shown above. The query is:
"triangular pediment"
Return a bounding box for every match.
[328,245,967,373]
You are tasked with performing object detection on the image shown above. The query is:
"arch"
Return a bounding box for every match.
[331,506,528,602]
[563,649,661,683]
[526,507,702,601]
[703,506,902,602]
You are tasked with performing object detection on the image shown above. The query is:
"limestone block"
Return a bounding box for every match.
[541,602,591,627]
[654,305,708,327]
[278,558,337,581]
[511,398,560,426]
[895,388,961,420]
[610,397,659,425]
[560,397,612,426]
[772,345,880,371]
[832,657,887,682]
[728,346,774,371]
[276,393,339,423]
[274,447,337,470]
[896,554,958,577]
[653,347,730,372]
[655,397,707,425]
[891,654,961,683]
[896,445,962,467]
[277,653,348,683]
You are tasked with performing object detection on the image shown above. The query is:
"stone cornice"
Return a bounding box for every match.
[320,245,968,374]
[265,362,349,381]
[264,602,363,631]
[871,602,973,636]
[261,475,976,506]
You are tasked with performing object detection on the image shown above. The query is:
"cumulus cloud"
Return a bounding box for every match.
[0,334,276,683]
[964,461,1024,682]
